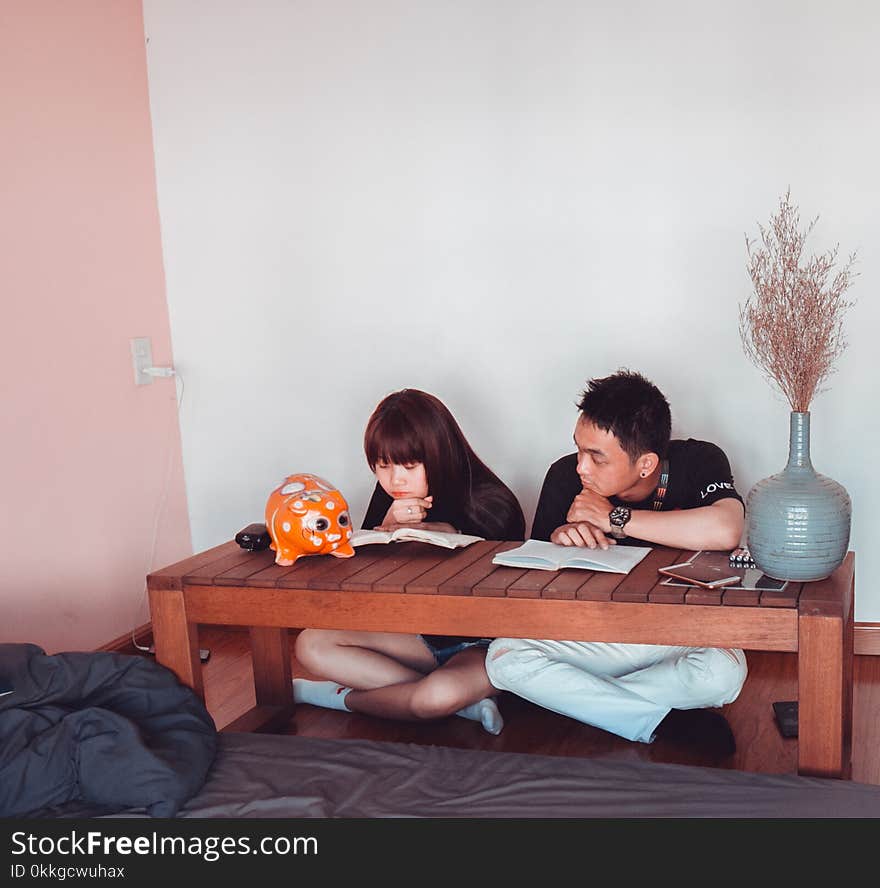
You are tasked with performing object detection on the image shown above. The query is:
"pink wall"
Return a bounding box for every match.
[0,1,192,652]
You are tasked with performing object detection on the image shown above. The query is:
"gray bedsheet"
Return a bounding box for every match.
[154,732,880,819]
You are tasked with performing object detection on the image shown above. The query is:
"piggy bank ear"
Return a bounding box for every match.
[280,479,307,496]
[330,540,355,559]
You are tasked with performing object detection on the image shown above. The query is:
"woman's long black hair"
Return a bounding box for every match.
[363,389,525,540]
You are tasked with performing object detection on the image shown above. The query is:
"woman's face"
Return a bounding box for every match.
[375,461,429,500]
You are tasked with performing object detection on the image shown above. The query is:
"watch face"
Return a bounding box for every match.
[610,506,631,527]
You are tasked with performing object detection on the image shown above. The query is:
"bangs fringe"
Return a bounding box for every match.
[364,409,424,469]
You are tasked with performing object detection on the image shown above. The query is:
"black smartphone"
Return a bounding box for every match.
[772,700,798,738]
[755,574,788,591]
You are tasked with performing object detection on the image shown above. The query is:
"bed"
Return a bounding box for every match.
[8,643,879,819]
[38,731,880,819]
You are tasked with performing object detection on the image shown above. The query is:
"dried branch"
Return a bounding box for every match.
[739,190,857,412]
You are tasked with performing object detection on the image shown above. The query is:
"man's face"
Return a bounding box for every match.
[573,416,641,498]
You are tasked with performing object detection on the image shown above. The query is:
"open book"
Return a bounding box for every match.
[491,539,651,574]
[350,527,484,550]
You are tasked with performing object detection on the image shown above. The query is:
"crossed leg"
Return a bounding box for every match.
[294,628,502,731]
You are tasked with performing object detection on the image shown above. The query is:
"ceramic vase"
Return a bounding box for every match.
[746,411,851,581]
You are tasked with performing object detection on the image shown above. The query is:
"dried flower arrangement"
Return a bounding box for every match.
[739,190,857,412]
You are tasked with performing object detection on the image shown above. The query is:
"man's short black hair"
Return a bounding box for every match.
[577,369,671,461]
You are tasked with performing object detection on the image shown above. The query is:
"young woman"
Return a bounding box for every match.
[293,388,525,734]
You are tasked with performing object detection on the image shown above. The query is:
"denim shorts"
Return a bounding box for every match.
[419,634,491,667]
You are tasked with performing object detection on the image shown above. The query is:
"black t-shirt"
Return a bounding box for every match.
[530,438,744,546]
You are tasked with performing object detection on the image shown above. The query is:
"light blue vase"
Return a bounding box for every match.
[746,411,851,582]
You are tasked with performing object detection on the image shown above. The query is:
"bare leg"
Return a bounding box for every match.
[345,647,498,722]
[295,628,436,689]
[295,630,503,732]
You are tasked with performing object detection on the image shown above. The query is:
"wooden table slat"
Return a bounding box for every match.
[184,548,273,585]
[372,547,456,594]
[242,560,315,587]
[258,547,402,589]
[540,569,598,600]
[760,580,803,608]
[339,544,444,592]
[274,551,374,588]
[613,547,684,603]
[306,549,399,590]
[147,541,242,590]
[647,549,690,603]
[685,586,724,606]
[405,541,508,595]
[473,565,531,598]
[649,583,687,604]
[213,549,279,585]
[507,568,563,599]
[438,542,521,597]
[722,586,762,607]
[575,570,623,601]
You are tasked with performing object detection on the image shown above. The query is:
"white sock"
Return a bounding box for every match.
[292,678,352,712]
[455,698,504,735]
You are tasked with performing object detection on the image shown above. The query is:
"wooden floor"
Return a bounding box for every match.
[190,625,880,784]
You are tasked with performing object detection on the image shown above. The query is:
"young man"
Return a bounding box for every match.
[485,370,747,754]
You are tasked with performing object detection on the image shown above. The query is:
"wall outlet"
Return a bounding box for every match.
[130,336,153,385]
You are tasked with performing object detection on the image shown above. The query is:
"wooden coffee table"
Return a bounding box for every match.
[147,540,854,778]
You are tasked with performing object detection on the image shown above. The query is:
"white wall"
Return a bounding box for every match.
[143,1,879,619]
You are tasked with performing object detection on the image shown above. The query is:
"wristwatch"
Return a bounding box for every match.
[608,506,632,539]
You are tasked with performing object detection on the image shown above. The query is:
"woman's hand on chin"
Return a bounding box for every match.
[380,495,433,525]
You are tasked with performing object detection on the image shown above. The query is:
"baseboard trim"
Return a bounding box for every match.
[855,624,880,656]
[101,622,880,656]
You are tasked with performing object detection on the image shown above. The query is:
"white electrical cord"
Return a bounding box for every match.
[130,368,185,653]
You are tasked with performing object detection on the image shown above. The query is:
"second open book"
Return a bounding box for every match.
[491,539,651,574]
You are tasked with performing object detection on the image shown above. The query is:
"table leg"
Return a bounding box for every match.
[797,594,854,779]
[250,626,293,708]
[148,586,204,700]
[218,626,295,734]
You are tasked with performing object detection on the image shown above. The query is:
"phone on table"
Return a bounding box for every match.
[657,559,743,589]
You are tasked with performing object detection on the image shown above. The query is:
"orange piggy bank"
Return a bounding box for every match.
[265,473,356,566]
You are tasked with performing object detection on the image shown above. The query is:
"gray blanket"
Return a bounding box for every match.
[0,643,217,817]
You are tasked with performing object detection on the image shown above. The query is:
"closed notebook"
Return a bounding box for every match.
[491,539,651,574]
[350,527,484,549]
